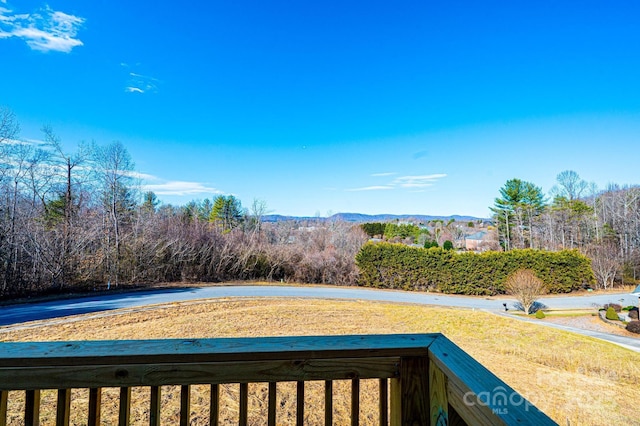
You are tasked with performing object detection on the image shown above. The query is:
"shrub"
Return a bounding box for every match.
[443,240,454,250]
[628,307,639,320]
[603,303,622,312]
[424,240,439,249]
[626,320,640,334]
[355,243,595,295]
[383,223,424,242]
[622,306,635,311]
[535,310,546,319]
[605,307,619,321]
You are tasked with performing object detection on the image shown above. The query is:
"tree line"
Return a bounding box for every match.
[0,107,367,298]
[3,103,638,298]
[492,170,640,287]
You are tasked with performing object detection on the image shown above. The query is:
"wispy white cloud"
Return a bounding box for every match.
[24,138,48,146]
[123,69,160,94]
[392,174,447,188]
[371,172,397,177]
[0,5,85,52]
[0,137,27,146]
[347,173,447,192]
[119,170,156,180]
[143,180,223,196]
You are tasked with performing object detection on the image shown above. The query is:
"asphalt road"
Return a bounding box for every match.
[1,285,639,352]
[1,284,637,326]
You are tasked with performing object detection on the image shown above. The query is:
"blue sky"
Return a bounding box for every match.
[2,1,639,218]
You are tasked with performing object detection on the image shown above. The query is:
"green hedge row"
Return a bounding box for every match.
[355,243,595,295]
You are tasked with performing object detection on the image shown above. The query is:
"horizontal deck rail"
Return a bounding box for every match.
[0,333,555,425]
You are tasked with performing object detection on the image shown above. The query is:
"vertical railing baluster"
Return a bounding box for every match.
[239,383,248,426]
[324,380,333,426]
[351,379,360,426]
[150,386,161,426]
[267,382,277,426]
[0,390,8,426]
[180,385,190,426]
[25,389,40,426]
[209,384,219,426]
[88,388,101,426]
[56,389,71,426]
[119,387,131,426]
[379,379,388,426]
[390,377,401,426]
[296,381,304,426]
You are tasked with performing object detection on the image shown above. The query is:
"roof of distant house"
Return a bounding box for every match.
[465,231,487,241]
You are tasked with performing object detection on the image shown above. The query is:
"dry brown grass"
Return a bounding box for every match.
[2,297,640,425]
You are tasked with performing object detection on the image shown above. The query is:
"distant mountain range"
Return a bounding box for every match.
[262,213,489,223]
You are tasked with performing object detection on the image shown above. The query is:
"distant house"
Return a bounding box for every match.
[465,231,487,251]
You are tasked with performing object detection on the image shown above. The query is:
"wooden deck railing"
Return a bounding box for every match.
[0,333,555,425]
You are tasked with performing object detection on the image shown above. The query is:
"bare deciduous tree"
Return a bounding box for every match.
[41,126,91,288]
[586,242,620,290]
[92,141,136,287]
[553,170,588,201]
[0,106,19,145]
[505,269,547,315]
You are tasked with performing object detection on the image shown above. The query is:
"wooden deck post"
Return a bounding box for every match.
[428,335,555,425]
[390,356,430,426]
